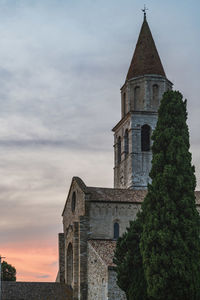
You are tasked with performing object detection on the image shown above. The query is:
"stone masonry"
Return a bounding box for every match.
[2,282,73,300]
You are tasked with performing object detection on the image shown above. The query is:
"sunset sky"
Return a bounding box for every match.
[0,0,200,281]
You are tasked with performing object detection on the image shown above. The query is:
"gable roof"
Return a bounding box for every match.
[126,18,166,80]
[62,177,200,216]
[87,186,146,203]
[62,176,88,216]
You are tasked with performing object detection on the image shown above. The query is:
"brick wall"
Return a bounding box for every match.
[2,282,73,300]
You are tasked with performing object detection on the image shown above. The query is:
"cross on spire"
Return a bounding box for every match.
[142,4,148,21]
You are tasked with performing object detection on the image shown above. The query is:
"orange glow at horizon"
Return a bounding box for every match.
[1,241,58,282]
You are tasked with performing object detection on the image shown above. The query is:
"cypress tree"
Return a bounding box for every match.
[114,213,148,300]
[140,91,200,300]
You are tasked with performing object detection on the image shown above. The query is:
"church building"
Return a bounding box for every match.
[56,13,200,300]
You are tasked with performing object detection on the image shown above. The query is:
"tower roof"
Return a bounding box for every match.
[126,17,166,80]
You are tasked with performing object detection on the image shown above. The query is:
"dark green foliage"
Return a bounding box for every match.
[114,213,148,300]
[140,91,200,300]
[2,261,16,281]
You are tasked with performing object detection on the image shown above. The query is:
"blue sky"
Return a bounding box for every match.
[0,0,199,281]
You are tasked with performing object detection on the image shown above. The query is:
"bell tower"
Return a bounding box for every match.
[113,13,173,189]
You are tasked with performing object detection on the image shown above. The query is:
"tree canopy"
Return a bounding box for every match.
[2,260,16,281]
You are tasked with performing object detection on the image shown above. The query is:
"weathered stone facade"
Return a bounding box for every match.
[58,177,147,299]
[87,242,108,300]
[2,282,73,300]
[87,242,126,300]
[108,268,126,300]
[89,201,140,240]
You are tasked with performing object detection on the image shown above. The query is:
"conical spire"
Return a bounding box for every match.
[126,17,166,80]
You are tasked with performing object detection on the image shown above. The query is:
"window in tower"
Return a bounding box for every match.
[114,222,120,239]
[117,137,121,164]
[124,129,129,157]
[134,86,140,110]
[152,84,159,108]
[141,124,151,151]
[122,92,126,117]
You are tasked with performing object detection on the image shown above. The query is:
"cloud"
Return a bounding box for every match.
[36,275,50,279]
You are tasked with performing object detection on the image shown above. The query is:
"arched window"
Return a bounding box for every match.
[124,129,129,157]
[122,93,126,117]
[117,137,121,164]
[114,222,119,239]
[71,192,76,213]
[141,125,151,152]
[152,84,159,108]
[134,86,140,110]
[66,243,73,286]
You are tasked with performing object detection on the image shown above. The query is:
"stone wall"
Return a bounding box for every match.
[108,268,126,300]
[87,243,108,300]
[2,282,73,300]
[62,180,85,232]
[58,233,65,283]
[89,202,140,239]
[79,210,90,300]
[114,75,172,190]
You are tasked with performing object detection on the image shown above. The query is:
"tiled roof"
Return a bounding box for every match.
[87,186,200,205]
[87,186,147,203]
[88,240,116,267]
[126,18,166,80]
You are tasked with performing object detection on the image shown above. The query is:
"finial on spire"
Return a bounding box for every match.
[142,4,148,21]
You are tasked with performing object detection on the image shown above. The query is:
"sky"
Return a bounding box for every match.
[0,0,199,282]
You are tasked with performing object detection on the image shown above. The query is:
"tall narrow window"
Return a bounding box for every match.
[66,243,73,286]
[141,124,151,151]
[152,84,159,108]
[124,129,129,157]
[134,86,140,110]
[71,192,76,213]
[117,137,121,164]
[114,222,119,239]
[122,93,126,117]
[102,279,106,300]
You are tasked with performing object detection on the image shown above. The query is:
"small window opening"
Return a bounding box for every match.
[117,137,121,164]
[141,124,151,152]
[123,93,126,117]
[124,129,129,157]
[114,222,119,239]
[152,84,159,108]
[134,86,140,110]
[71,192,76,212]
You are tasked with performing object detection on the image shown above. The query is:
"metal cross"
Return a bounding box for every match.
[142,4,148,20]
